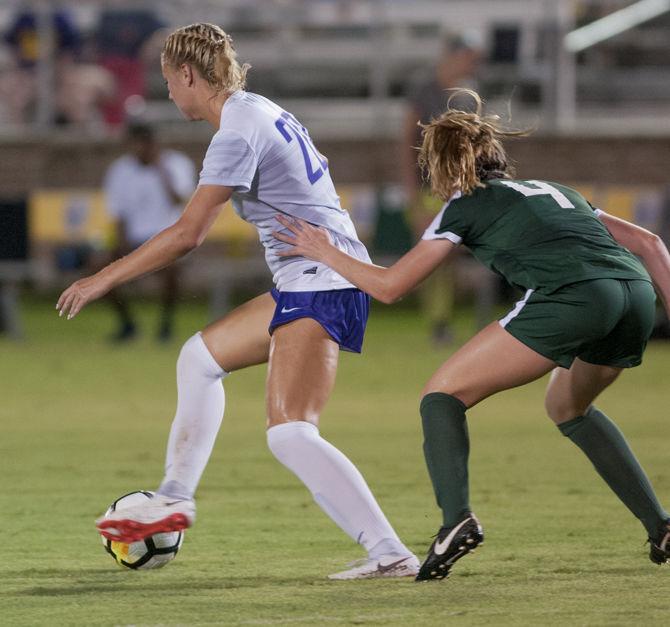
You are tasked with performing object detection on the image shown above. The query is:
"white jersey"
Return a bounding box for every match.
[198,91,371,291]
[105,150,196,245]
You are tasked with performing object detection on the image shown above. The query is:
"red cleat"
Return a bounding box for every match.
[96,495,195,543]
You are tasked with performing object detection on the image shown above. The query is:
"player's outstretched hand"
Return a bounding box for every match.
[273,215,333,261]
[56,273,112,320]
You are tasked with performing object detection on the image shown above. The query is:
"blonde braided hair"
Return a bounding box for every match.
[162,23,250,94]
[418,90,529,200]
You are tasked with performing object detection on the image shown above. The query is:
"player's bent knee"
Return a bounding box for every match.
[177,332,226,381]
[266,414,317,429]
[544,396,583,424]
[421,383,470,408]
[266,420,319,463]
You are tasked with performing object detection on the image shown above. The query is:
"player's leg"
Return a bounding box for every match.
[157,264,179,342]
[422,321,555,523]
[156,291,275,499]
[546,358,670,560]
[416,321,556,580]
[100,247,136,342]
[421,264,455,347]
[108,289,136,341]
[265,317,419,579]
[97,292,275,542]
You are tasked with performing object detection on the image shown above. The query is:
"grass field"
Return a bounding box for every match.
[2,296,669,626]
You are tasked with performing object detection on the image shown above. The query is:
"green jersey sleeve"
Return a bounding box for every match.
[421,191,474,244]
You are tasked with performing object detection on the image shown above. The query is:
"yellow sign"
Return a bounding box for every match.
[28,184,654,248]
[29,189,256,247]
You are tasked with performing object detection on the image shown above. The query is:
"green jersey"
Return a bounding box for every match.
[422,179,650,294]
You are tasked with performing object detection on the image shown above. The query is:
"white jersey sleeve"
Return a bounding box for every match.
[199,129,258,192]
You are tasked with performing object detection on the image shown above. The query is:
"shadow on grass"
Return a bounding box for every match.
[6,570,339,597]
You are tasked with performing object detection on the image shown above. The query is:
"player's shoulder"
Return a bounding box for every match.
[216,90,283,150]
[449,181,504,209]
[486,178,579,194]
[220,91,280,128]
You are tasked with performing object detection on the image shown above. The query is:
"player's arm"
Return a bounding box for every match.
[597,210,670,311]
[57,184,232,319]
[273,216,456,304]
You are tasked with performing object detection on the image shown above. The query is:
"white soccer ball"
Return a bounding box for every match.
[100,490,184,570]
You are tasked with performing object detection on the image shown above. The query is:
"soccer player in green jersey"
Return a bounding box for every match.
[274,90,670,581]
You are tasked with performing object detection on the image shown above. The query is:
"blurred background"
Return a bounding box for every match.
[1,0,670,342]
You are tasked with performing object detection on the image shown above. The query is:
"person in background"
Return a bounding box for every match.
[103,123,196,342]
[401,31,484,346]
[96,9,164,127]
[3,8,82,124]
[4,9,81,69]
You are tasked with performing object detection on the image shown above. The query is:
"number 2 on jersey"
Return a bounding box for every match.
[500,180,575,209]
[275,112,329,185]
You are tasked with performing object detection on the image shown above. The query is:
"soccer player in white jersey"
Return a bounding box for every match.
[57,23,418,580]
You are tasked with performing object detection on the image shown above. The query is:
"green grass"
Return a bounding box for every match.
[2,297,669,626]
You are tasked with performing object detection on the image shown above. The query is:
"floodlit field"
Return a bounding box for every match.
[2,297,669,626]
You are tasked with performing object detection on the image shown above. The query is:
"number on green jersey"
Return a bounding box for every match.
[499,180,575,209]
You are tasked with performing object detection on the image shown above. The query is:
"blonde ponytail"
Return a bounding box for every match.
[162,23,250,94]
[418,90,528,200]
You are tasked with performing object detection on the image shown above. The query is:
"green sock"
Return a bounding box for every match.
[559,406,669,537]
[420,392,471,528]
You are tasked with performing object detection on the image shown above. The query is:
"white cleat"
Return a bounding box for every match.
[328,553,420,580]
[96,494,196,543]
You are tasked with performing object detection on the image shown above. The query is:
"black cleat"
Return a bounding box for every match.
[649,521,670,565]
[415,513,483,581]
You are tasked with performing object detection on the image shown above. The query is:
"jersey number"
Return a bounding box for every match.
[275,112,329,185]
[499,180,575,209]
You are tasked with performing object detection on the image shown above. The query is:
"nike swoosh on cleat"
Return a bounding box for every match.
[434,518,471,556]
[377,557,413,574]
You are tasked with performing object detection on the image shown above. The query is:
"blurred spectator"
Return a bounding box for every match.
[0,43,34,124]
[401,31,484,346]
[2,8,115,129]
[54,34,116,129]
[3,8,82,125]
[102,124,196,342]
[97,10,164,127]
[4,9,81,68]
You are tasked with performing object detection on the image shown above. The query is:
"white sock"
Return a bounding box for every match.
[267,421,409,556]
[158,332,227,501]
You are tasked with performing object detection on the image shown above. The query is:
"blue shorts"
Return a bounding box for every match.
[269,288,370,353]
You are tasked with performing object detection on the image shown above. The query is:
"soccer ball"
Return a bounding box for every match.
[100,490,184,570]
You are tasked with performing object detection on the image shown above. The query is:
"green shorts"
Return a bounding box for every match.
[501,279,656,369]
